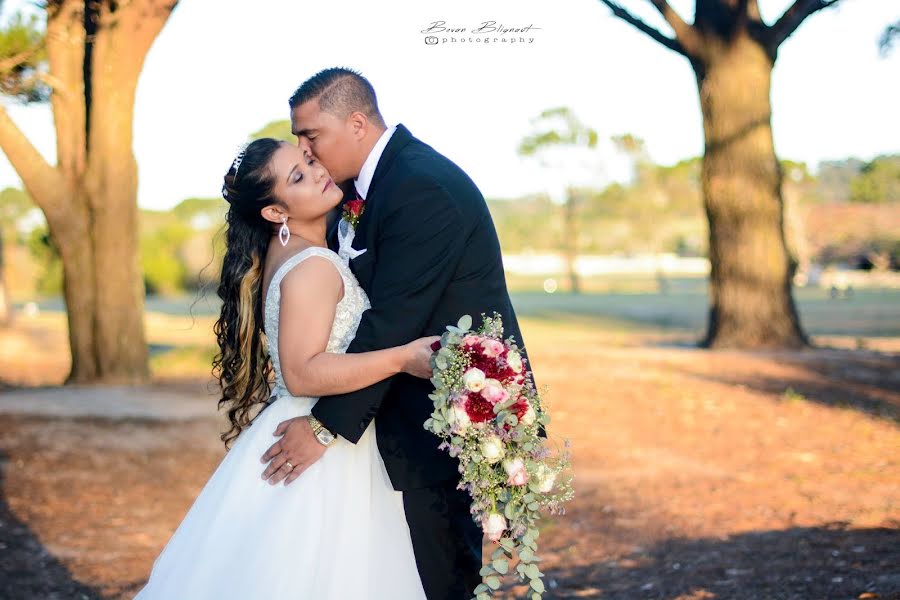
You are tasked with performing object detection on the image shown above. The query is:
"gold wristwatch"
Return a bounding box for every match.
[307,415,336,447]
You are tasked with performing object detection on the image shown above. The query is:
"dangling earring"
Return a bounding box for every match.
[279,216,291,247]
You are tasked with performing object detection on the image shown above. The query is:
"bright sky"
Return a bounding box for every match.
[0,0,897,209]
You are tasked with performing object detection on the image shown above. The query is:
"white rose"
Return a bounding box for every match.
[507,350,523,373]
[463,368,486,392]
[520,402,536,426]
[481,512,507,542]
[534,464,557,493]
[480,435,506,464]
[450,402,471,433]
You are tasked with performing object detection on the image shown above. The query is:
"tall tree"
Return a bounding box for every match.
[518,107,600,294]
[594,0,841,348]
[0,1,179,382]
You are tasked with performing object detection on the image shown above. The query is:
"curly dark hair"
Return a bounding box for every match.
[214,137,284,448]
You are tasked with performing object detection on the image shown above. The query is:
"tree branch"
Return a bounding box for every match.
[0,104,66,218]
[597,0,690,57]
[647,0,705,57]
[770,0,842,48]
[46,0,87,184]
[0,46,42,74]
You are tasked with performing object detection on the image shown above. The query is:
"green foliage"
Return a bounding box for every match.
[0,11,48,102]
[518,106,598,156]
[0,186,38,241]
[170,196,227,232]
[250,119,295,143]
[26,226,62,295]
[140,219,193,296]
[489,155,706,256]
[849,155,900,204]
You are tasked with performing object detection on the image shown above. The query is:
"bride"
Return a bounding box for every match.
[133,138,434,599]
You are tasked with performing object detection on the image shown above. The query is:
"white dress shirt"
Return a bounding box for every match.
[353,124,397,200]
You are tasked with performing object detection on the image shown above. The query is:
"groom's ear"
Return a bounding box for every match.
[347,111,369,140]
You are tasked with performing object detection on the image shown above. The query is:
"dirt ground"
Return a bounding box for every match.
[1,317,899,599]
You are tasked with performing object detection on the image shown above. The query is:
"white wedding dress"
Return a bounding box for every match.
[134,246,427,599]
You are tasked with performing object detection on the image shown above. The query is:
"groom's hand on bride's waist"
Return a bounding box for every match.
[260,416,328,486]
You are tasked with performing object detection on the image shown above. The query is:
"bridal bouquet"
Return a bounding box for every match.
[425,314,573,600]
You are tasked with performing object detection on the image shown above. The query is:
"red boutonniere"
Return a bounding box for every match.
[342,198,365,230]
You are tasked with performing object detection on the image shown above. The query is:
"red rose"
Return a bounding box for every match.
[345,199,365,217]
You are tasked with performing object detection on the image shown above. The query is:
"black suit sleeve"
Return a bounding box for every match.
[311,178,468,443]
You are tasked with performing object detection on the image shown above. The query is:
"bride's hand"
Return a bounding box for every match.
[401,336,441,379]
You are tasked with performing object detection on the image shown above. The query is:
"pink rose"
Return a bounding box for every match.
[481,339,505,358]
[503,457,529,487]
[462,335,481,347]
[481,379,509,405]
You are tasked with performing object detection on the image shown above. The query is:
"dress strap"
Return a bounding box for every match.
[264,247,348,312]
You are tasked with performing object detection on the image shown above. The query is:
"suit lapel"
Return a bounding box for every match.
[365,123,414,202]
[340,124,416,284]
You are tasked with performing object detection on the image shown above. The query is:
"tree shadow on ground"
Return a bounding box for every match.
[0,449,104,600]
[540,522,900,599]
[678,349,900,424]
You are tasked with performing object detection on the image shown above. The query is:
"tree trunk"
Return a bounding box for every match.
[0,0,176,382]
[0,228,12,326]
[695,32,807,348]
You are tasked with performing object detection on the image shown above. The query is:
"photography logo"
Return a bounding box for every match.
[421,20,542,45]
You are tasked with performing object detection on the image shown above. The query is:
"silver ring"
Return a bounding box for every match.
[284,461,294,471]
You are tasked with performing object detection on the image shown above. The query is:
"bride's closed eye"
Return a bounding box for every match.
[292,156,317,183]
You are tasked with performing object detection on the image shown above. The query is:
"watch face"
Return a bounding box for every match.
[319,430,335,445]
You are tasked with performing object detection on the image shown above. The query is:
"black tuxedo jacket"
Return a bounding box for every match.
[311,123,534,491]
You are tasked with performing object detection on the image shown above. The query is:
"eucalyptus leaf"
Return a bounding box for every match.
[492,558,509,574]
[479,565,493,577]
[457,314,473,331]
[532,593,542,600]
[474,583,489,594]
[526,564,541,579]
[486,576,501,590]
[530,578,545,593]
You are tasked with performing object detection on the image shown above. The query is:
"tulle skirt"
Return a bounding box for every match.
[133,394,427,599]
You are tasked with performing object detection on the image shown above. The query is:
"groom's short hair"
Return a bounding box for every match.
[289,67,386,127]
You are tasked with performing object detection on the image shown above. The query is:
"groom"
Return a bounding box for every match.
[259,67,533,600]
